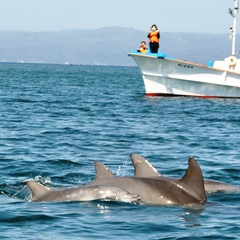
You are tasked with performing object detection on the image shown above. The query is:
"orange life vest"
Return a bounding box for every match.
[149,30,159,43]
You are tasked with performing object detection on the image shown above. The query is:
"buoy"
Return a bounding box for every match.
[228,55,237,66]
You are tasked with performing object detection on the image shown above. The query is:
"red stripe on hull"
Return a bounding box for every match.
[146,93,240,99]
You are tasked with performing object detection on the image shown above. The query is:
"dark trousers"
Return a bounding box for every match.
[149,42,159,53]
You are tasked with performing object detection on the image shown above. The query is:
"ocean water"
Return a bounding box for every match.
[1,62,240,239]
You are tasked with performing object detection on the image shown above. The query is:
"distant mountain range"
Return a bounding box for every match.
[0,27,237,66]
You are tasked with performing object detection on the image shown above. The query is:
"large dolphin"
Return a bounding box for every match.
[26,155,206,205]
[130,154,240,195]
[26,181,140,203]
[87,156,206,205]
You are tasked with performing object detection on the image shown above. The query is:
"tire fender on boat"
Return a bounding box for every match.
[228,55,237,66]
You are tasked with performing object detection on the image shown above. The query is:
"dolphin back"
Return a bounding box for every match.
[178,157,206,203]
[26,181,54,201]
[130,154,161,177]
[94,161,114,180]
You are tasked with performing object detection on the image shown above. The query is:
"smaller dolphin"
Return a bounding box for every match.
[26,181,140,203]
[130,154,240,195]
[203,180,240,195]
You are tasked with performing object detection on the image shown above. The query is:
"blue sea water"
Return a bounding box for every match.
[1,62,240,239]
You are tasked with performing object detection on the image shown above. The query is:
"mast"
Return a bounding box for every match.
[229,0,239,55]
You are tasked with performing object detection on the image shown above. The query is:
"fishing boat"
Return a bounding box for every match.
[128,0,240,98]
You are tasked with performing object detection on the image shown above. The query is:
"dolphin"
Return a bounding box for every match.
[87,156,206,205]
[130,154,240,195]
[26,155,206,205]
[26,181,140,203]
[202,179,240,195]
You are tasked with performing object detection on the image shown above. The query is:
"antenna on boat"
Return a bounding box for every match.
[229,0,239,56]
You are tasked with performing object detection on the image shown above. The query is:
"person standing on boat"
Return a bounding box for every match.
[137,41,148,53]
[148,24,160,53]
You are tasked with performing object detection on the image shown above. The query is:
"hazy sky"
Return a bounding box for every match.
[0,0,237,33]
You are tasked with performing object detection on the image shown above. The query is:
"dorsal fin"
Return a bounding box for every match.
[26,181,53,201]
[94,161,114,181]
[130,154,161,177]
[178,157,206,202]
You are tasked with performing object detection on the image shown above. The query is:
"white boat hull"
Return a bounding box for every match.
[129,52,240,98]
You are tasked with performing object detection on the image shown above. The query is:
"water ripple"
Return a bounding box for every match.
[0,63,240,239]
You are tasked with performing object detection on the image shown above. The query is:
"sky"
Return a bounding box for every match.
[0,0,237,33]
